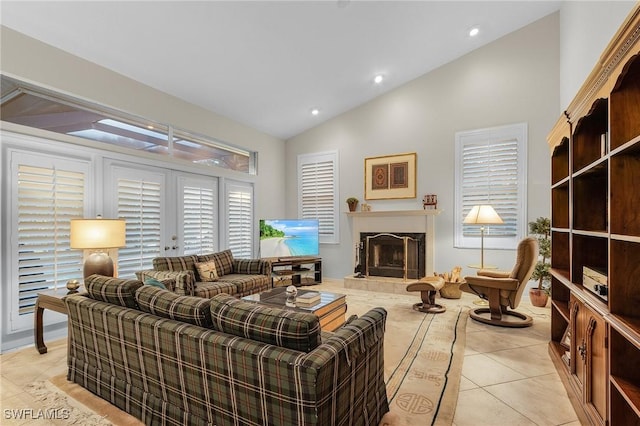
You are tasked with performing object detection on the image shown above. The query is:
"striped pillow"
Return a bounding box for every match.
[85,275,143,309]
[209,294,321,352]
[135,285,212,328]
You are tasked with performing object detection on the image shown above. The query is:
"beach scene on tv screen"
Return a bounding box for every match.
[260,219,319,258]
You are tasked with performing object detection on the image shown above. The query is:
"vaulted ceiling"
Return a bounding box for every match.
[1,1,562,140]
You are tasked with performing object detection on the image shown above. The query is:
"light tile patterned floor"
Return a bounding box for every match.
[0,280,579,425]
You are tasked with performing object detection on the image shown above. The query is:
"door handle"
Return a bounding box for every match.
[578,340,586,360]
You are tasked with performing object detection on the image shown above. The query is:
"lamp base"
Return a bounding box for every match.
[83,251,114,278]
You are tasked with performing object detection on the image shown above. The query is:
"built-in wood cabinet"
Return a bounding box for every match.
[548,5,640,425]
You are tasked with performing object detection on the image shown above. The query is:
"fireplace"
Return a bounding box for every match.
[358,232,425,279]
[346,210,440,293]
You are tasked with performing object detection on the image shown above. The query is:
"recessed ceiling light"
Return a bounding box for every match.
[374,74,384,84]
[469,27,480,37]
[311,108,320,116]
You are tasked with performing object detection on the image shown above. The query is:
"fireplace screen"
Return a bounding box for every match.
[360,232,425,279]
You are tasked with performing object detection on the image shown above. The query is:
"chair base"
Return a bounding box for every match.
[469,307,533,328]
[413,302,446,314]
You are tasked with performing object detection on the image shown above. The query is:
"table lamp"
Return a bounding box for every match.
[70,218,126,278]
[463,205,503,269]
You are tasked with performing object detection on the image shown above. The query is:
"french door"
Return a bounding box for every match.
[105,161,218,279]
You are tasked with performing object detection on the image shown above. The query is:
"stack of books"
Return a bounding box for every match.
[295,291,321,306]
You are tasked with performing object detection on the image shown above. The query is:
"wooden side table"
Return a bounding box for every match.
[34,292,71,354]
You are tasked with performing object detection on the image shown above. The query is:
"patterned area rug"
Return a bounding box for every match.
[24,284,467,426]
[320,285,468,426]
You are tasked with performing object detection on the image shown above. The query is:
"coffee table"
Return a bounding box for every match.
[242,287,347,332]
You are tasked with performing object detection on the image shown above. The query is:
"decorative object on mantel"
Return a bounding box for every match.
[346,197,359,212]
[423,194,437,209]
[435,266,463,299]
[364,152,416,200]
[360,203,371,212]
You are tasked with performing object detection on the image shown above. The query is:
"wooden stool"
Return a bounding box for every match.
[406,277,446,314]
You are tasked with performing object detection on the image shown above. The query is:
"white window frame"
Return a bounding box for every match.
[224,180,254,258]
[178,174,219,256]
[7,147,91,332]
[297,151,339,245]
[454,123,527,250]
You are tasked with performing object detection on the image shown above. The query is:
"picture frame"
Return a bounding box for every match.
[364,153,416,200]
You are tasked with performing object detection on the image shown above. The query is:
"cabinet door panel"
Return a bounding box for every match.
[584,309,607,426]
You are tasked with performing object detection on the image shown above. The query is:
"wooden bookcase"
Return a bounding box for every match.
[547,5,640,425]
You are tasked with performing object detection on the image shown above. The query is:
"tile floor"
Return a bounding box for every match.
[0,280,580,425]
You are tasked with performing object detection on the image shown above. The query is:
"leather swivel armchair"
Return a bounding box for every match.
[461,237,538,328]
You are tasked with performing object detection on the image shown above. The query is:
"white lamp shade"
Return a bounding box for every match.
[70,219,126,249]
[463,205,504,225]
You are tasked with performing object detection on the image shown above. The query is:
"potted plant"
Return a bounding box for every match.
[528,216,551,307]
[346,197,359,212]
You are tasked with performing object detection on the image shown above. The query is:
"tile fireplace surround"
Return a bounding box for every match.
[345,209,441,294]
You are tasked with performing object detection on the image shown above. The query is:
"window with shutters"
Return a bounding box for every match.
[9,150,89,330]
[180,176,218,256]
[454,123,527,250]
[114,170,165,278]
[225,181,254,258]
[298,151,339,244]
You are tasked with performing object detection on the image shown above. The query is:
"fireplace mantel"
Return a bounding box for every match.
[346,209,442,217]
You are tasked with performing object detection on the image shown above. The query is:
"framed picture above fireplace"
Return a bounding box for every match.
[364,153,416,200]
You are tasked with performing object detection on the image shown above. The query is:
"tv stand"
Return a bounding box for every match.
[268,257,322,287]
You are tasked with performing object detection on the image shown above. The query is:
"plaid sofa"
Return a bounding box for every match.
[66,275,389,426]
[136,249,272,298]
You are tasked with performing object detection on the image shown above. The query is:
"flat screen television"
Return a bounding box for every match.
[259,219,320,259]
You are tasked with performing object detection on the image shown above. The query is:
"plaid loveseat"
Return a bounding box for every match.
[66,275,389,426]
[136,249,272,298]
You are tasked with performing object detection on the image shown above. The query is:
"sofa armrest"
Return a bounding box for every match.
[301,307,389,424]
[232,258,272,276]
[136,269,195,295]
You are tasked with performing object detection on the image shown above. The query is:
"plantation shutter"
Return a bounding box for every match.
[461,139,519,237]
[455,123,527,250]
[10,151,88,330]
[226,182,253,258]
[181,179,217,256]
[298,151,339,244]
[116,176,163,278]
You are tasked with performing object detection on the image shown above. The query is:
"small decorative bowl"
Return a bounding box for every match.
[66,279,80,293]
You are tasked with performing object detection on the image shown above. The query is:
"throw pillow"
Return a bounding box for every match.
[195,260,219,282]
[209,294,321,352]
[144,277,167,290]
[85,274,143,309]
[135,285,212,327]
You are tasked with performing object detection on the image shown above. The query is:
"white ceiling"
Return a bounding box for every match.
[1,1,562,140]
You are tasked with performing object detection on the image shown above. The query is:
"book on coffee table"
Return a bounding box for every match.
[295,291,321,306]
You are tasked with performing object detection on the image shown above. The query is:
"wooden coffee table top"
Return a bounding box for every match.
[242,286,345,314]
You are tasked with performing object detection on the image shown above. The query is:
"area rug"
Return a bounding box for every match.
[23,284,467,426]
[326,285,468,426]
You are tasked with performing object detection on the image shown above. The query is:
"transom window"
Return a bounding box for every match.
[0,75,255,174]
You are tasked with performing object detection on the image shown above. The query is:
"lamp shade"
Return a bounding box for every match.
[463,205,504,225]
[70,219,126,249]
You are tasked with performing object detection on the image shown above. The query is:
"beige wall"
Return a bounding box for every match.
[559,1,637,110]
[286,13,561,279]
[0,26,287,223]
